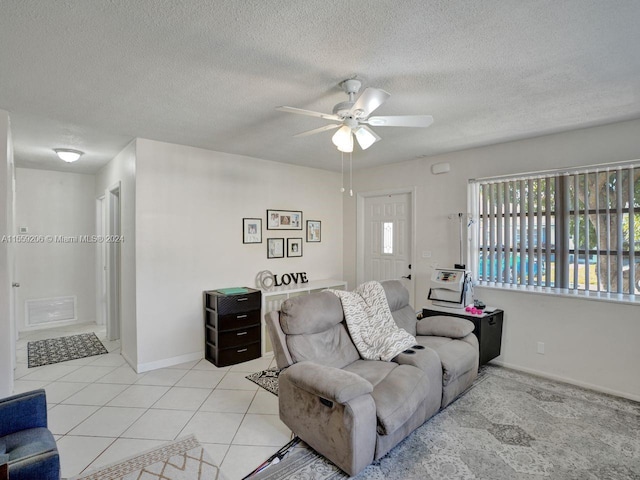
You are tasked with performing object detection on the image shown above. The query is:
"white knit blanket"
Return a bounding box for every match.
[328,281,416,361]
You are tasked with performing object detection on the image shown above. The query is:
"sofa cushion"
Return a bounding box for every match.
[417,337,477,386]
[369,364,430,435]
[280,292,345,335]
[381,280,410,312]
[342,360,397,387]
[417,316,474,338]
[286,323,360,369]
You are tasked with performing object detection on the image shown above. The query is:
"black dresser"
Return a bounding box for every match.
[422,307,504,366]
[203,288,262,367]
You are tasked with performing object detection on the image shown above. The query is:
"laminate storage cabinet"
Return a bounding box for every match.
[204,288,262,367]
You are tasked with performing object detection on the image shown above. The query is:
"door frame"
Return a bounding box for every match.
[356,187,417,303]
[105,182,121,341]
[95,195,106,326]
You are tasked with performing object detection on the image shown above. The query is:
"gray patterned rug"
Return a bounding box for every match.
[245,367,280,395]
[28,333,108,368]
[249,365,640,479]
[68,435,226,480]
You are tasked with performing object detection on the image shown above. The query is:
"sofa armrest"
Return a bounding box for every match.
[0,390,48,437]
[283,362,373,404]
[416,316,474,338]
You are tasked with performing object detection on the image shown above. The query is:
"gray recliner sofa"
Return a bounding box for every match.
[265,280,479,476]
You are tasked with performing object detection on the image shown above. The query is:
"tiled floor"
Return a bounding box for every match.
[13,323,292,479]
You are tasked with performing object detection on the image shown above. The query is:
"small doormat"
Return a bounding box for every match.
[68,434,227,480]
[245,367,280,396]
[28,333,109,368]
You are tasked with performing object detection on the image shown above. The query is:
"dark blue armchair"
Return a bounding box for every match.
[0,389,60,480]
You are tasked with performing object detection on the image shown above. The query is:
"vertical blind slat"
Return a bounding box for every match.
[497,183,504,283]
[536,179,543,286]
[606,172,612,292]
[616,169,624,293]
[504,182,511,284]
[545,178,552,287]
[628,167,635,294]
[595,172,601,293]
[584,173,590,290]
[519,180,526,283]
[489,184,496,282]
[573,174,579,290]
[528,179,535,286]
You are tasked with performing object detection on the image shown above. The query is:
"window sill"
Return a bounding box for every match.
[475,282,640,306]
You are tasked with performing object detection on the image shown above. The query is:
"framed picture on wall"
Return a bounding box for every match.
[287,238,303,257]
[243,218,262,244]
[267,209,303,230]
[267,238,285,258]
[306,220,321,242]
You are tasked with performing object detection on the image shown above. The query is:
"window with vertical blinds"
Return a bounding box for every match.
[471,162,640,297]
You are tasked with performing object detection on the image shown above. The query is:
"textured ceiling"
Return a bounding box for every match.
[1,0,639,174]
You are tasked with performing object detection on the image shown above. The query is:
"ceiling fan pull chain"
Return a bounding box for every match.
[340,152,345,193]
[349,152,353,197]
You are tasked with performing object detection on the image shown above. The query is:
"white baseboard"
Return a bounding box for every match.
[491,360,640,403]
[135,351,205,373]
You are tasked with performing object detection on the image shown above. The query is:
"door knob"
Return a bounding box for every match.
[12,282,20,288]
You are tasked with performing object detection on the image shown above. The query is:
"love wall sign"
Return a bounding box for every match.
[256,270,308,290]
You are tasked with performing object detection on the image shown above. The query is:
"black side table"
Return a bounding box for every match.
[421,307,504,366]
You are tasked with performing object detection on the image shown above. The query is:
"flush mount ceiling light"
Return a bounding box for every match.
[54,148,83,163]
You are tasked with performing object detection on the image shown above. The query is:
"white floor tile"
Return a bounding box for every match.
[20,363,81,382]
[165,360,200,370]
[12,379,49,394]
[44,381,90,404]
[69,406,146,437]
[96,365,146,384]
[87,438,165,470]
[88,352,126,367]
[56,435,115,479]
[59,365,117,383]
[122,409,194,440]
[191,359,230,371]
[229,355,274,373]
[107,385,170,408]
[221,445,281,479]
[199,389,255,414]
[216,372,260,391]
[233,414,291,446]
[48,404,100,435]
[180,411,244,444]
[248,390,279,414]
[201,442,229,466]
[175,369,226,389]
[62,383,129,406]
[134,368,188,386]
[151,387,212,411]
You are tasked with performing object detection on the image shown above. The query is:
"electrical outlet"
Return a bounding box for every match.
[537,342,545,354]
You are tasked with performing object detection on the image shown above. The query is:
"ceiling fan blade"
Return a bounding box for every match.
[349,88,390,118]
[353,125,381,150]
[293,124,341,138]
[276,106,342,121]
[366,115,434,128]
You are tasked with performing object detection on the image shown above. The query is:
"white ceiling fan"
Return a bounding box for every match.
[276,78,433,152]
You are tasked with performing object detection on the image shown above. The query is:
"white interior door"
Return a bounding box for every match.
[361,192,414,305]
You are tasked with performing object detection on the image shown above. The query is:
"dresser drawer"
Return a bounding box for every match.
[216,309,261,331]
[206,341,261,367]
[208,291,261,314]
[206,324,260,348]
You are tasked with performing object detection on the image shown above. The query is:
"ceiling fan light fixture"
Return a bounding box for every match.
[54,148,84,163]
[332,125,353,152]
[353,126,380,150]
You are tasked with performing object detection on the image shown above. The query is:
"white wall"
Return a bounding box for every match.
[0,110,15,397]
[346,119,640,400]
[14,168,96,331]
[96,141,137,367]
[134,139,343,371]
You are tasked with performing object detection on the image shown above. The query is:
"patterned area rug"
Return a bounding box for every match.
[248,365,640,479]
[68,435,227,480]
[245,367,280,395]
[28,333,108,368]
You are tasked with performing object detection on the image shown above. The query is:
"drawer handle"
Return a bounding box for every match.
[237,348,248,353]
[236,331,248,336]
[237,298,248,302]
[237,314,248,319]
